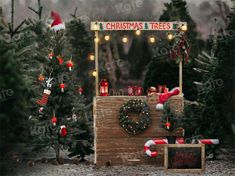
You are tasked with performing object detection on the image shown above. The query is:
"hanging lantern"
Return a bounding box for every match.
[60,83,65,93]
[135,86,144,96]
[128,86,134,96]
[51,116,57,126]
[60,125,67,137]
[38,74,45,82]
[99,79,109,96]
[66,60,74,71]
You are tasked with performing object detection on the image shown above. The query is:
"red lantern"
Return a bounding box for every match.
[60,125,67,137]
[66,60,74,71]
[135,86,144,96]
[60,83,65,93]
[51,116,57,126]
[100,79,109,96]
[128,86,134,96]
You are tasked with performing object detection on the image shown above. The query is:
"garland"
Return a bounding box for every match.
[119,99,151,135]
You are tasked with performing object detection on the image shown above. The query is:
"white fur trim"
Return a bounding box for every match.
[51,23,65,31]
[44,89,51,95]
[156,103,163,110]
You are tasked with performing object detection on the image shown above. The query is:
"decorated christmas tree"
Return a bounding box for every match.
[29,11,93,162]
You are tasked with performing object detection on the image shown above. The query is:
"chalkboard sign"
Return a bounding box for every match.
[164,144,205,173]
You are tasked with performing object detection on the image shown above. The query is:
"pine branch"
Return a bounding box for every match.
[70,7,78,18]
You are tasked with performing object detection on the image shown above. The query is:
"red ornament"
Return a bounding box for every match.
[38,74,45,82]
[79,87,83,95]
[49,52,54,59]
[60,125,67,137]
[60,83,65,93]
[165,122,171,129]
[66,60,74,71]
[57,56,64,65]
[99,79,109,96]
[51,116,57,126]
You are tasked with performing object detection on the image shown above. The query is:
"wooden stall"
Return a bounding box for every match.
[93,95,184,166]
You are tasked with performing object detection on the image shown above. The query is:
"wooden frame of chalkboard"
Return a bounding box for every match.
[164,144,205,173]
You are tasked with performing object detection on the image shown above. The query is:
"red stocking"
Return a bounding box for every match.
[36,89,51,106]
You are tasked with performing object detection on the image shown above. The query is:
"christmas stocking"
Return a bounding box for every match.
[36,89,51,106]
[156,87,180,110]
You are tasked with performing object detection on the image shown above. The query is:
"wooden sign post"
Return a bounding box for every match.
[164,144,205,173]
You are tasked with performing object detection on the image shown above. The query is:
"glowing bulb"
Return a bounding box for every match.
[181,24,187,31]
[167,33,174,40]
[135,29,141,36]
[92,71,97,77]
[122,36,128,43]
[149,36,156,43]
[104,35,110,41]
[89,54,95,61]
[94,37,99,43]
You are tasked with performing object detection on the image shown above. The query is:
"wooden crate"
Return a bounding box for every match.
[93,95,184,166]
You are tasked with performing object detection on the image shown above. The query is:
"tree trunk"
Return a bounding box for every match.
[54,144,60,161]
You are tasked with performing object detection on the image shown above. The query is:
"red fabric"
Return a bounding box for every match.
[51,11,63,27]
[158,88,180,104]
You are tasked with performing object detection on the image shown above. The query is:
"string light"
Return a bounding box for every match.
[181,24,187,31]
[149,36,156,43]
[135,29,141,36]
[104,34,110,41]
[122,36,128,43]
[167,33,174,40]
[92,71,97,77]
[89,54,95,61]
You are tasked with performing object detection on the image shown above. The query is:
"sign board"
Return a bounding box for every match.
[91,21,187,31]
[164,144,205,173]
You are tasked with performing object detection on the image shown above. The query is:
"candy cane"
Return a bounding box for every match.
[198,139,219,145]
[144,138,185,157]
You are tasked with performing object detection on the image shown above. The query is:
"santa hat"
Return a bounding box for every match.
[156,87,180,110]
[50,11,65,31]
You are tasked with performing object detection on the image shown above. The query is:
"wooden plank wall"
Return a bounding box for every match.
[93,95,184,166]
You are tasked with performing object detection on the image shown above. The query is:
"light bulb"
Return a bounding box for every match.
[167,33,174,40]
[104,35,110,41]
[92,71,97,77]
[149,36,156,43]
[135,29,141,36]
[89,54,95,61]
[122,36,128,43]
[94,37,99,43]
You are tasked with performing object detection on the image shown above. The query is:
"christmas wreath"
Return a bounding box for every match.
[119,99,151,135]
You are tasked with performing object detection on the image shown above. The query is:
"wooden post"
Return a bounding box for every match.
[179,58,183,95]
[95,31,99,96]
